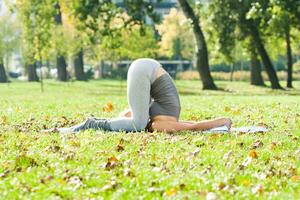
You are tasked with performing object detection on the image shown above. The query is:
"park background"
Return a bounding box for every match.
[0,0,300,199]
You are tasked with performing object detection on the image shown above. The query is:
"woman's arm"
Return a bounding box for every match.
[151,118,232,133]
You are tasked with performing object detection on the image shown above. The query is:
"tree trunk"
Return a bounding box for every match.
[250,46,265,86]
[73,49,86,81]
[56,56,68,81]
[177,0,217,90]
[55,3,68,82]
[0,61,8,83]
[249,24,282,89]
[285,27,293,88]
[27,63,39,82]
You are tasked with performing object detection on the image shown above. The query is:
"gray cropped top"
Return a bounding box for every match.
[149,73,181,119]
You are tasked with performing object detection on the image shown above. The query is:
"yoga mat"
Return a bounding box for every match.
[206,125,268,133]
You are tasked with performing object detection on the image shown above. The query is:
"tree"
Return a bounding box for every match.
[68,0,159,64]
[177,0,217,90]
[250,43,264,86]
[210,0,282,89]
[156,8,194,60]
[267,0,300,88]
[0,13,19,83]
[27,63,39,82]
[15,0,55,86]
[54,3,68,81]
[73,49,86,81]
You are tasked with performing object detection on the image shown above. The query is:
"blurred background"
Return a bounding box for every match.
[0,0,299,90]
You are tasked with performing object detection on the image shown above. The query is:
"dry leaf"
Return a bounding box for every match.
[0,116,8,125]
[233,109,241,115]
[291,175,299,181]
[269,142,277,150]
[252,184,264,194]
[100,180,118,191]
[105,156,119,170]
[241,179,250,186]
[249,150,258,159]
[116,144,124,152]
[40,175,54,184]
[252,140,263,149]
[239,157,252,170]
[0,170,10,178]
[223,150,232,160]
[224,106,231,112]
[288,167,296,176]
[190,148,201,157]
[123,168,134,177]
[218,182,226,190]
[165,188,177,196]
[102,101,114,112]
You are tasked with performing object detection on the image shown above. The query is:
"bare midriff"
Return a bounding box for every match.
[150,66,178,123]
[151,115,177,122]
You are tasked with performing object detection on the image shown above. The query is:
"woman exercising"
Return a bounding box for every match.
[58,58,232,133]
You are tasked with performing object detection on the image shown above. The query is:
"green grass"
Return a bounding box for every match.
[0,80,300,199]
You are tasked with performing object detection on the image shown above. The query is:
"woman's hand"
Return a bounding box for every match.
[220,118,232,130]
[119,108,132,118]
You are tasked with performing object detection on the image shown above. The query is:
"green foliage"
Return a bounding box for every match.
[0,80,300,198]
[0,14,20,61]
[15,0,56,63]
[294,60,300,72]
[156,8,194,60]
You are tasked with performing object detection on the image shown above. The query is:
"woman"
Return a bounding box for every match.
[58,58,232,134]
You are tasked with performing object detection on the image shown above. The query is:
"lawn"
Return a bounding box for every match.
[0,80,300,199]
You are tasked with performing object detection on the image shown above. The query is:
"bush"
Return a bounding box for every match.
[177,70,300,81]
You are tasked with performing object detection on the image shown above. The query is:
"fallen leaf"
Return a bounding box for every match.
[239,157,252,170]
[288,167,296,176]
[188,113,201,121]
[40,175,54,184]
[241,179,251,186]
[105,156,119,170]
[100,180,118,191]
[123,168,134,177]
[224,106,231,112]
[252,140,263,149]
[0,116,8,125]
[102,101,114,112]
[116,144,124,152]
[0,170,10,178]
[269,142,277,150]
[179,183,186,190]
[249,150,258,159]
[252,184,264,194]
[190,148,201,157]
[165,188,177,196]
[233,109,241,115]
[218,182,226,190]
[257,122,267,127]
[223,150,232,160]
[291,175,300,181]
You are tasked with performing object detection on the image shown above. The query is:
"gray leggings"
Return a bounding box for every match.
[108,58,160,131]
[59,58,161,133]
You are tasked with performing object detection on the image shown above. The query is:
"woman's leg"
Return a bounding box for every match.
[56,59,161,133]
[109,58,160,131]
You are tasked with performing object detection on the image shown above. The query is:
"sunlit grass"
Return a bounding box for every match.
[0,80,299,199]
